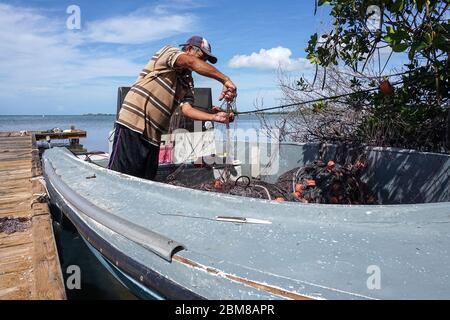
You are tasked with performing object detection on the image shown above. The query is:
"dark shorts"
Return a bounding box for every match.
[108,124,160,180]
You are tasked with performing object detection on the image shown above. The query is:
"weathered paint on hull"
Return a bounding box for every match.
[43,146,450,299]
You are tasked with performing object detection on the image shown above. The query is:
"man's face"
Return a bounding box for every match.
[187,46,208,61]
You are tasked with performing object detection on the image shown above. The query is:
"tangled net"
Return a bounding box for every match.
[169,176,293,201]
[276,159,377,204]
[0,217,31,234]
[168,158,377,205]
[166,99,376,204]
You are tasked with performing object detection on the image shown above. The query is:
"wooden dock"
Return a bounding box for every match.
[0,132,65,300]
[34,129,87,155]
[34,129,87,142]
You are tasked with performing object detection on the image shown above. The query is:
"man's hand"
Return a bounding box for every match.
[212,106,235,122]
[219,79,237,102]
[212,107,235,123]
[181,103,234,123]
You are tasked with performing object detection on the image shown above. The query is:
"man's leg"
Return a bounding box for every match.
[108,123,160,180]
[108,124,122,170]
[143,139,160,180]
[108,124,146,178]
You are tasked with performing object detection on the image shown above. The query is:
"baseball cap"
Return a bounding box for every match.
[180,36,218,64]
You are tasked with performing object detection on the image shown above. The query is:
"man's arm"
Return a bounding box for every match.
[175,54,237,102]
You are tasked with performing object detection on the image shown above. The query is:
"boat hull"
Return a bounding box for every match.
[45,172,204,299]
[43,145,450,300]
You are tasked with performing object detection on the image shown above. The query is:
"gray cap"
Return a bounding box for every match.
[180,36,217,64]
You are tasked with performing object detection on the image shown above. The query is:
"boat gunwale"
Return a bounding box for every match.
[44,167,205,300]
[48,147,450,209]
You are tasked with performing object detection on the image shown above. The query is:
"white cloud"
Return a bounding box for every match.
[228,47,312,71]
[0,5,144,85]
[0,3,197,114]
[85,11,196,44]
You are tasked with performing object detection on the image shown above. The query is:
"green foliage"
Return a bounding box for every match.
[305,0,449,152]
[296,77,311,90]
[312,101,328,113]
[306,0,449,73]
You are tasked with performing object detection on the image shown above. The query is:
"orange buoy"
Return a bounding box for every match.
[295,184,304,193]
[292,191,302,199]
[329,196,339,204]
[213,179,223,190]
[380,79,393,94]
[327,160,335,171]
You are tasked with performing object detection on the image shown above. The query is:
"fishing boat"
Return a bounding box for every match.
[43,138,450,299]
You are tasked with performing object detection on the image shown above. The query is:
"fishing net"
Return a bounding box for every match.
[168,176,294,201]
[165,99,376,204]
[167,157,377,204]
[276,159,377,204]
[0,217,31,235]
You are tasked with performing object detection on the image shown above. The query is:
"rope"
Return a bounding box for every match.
[235,175,251,188]
[253,184,272,200]
[31,193,48,206]
[30,176,50,196]
[236,79,405,115]
[30,175,50,206]
[223,100,234,184]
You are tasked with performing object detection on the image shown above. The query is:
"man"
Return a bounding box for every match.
[108,36,237,180]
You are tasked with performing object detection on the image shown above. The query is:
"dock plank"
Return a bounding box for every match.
[0,132,65,300]
[32,215,66,299]
[0,229,33,248]
[0,272,33,300]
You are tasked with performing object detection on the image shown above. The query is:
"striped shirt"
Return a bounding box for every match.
[116,46,195,146]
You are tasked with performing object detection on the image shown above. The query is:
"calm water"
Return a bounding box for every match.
[0,114,273,152]
[53,219,138,300]
[0,115,116,151]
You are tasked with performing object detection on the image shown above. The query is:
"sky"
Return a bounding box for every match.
[0,0,402,115]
